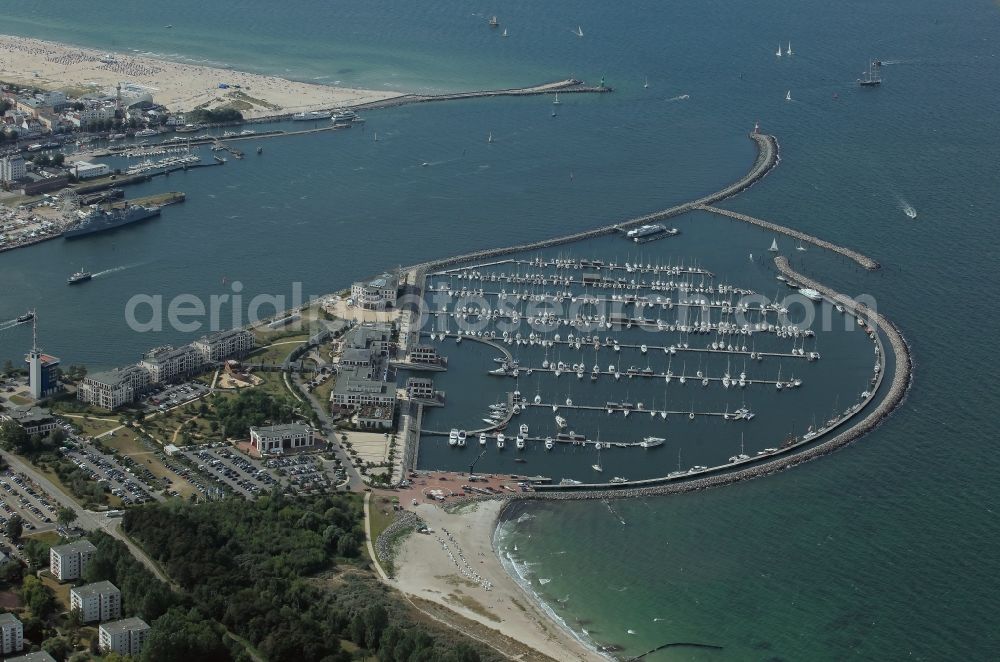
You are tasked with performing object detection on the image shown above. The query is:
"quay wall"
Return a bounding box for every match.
[470,257,911,501]
[247,78,609,124]
[698,205,880,270]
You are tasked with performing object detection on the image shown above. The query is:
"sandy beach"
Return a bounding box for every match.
[392,499,601,661]
[0,34,402,117]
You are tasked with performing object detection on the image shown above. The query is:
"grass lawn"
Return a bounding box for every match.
[38,571,72,611]
[25,530,61,546]
[248,336,310,365]
[68,416,121,438]
[368,494,398,547]
[312,377,335,407]
[8,394,32,405]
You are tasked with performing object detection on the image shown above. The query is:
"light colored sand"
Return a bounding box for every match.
[0,34,402,117]
[394,500,601,661]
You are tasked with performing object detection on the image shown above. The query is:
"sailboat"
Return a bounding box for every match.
[768,238,779,252]
[502,27,508,38]
[552,93,561,105]
[785,90,791,102]
[643,76,649,89]
[576,25,584,38]
[776,43,782,57]
[591,437,603,472]
[373,132,378,142]
[859,59,882,87]
[786,42,793,56]
[796,239,806,251]
[487,132,493,144]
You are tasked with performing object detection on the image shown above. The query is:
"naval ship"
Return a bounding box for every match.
[63,204,161,239]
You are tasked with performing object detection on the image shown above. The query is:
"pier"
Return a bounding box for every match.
[697,205,880,270]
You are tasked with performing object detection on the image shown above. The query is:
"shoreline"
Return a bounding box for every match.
[0,33,402,117]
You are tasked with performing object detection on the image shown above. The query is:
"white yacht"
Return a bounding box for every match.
[449,429,459,446]
[640,436,665,449]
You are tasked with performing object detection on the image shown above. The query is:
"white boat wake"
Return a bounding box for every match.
[538,578,551,585]
[667,94,690,102]
[900,200,917,219]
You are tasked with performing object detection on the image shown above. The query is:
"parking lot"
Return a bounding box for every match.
[173,444,343,499]
[59,445,160,506]
[0,470,61,545]
[141,381,211,412]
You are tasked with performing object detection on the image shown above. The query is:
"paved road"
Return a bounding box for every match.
[0,450,172,585]
[295,374,364,491]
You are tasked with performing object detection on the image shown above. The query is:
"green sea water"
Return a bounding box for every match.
[2,1,999,659]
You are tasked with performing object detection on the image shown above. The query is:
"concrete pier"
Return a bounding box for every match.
[697,205,880,270]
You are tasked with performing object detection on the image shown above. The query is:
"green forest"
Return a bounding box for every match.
[124,494,496,662]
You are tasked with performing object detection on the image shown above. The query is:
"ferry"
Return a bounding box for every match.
[331,110,358,124]
[640,436,665,449]
[67,270,92,285]
[134,128,158,137]
[175,124,202,133]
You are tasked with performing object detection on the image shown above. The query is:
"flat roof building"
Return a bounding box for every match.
[50,539,97,581]
[99,617,151,656]
[5,652,56,662]
[351,273,398,311]
[70,161,110,179]
[140,344,202,384]
[250,423,315,455]
[70,581,122,623]
[0,612,24,654]
[330,365,397,412]
[192,328,255,363]
[0,406,57,437]
[77,364,150,410]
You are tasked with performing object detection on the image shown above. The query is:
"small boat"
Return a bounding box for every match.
[489,15,499,28]
[776,43,782,57]
[555,415,568,429]
[796,239,806,251]
[516,435,526,450]
[502,27,508,38]
[643,76,649,89]
[640,437,665,449]
[786,42,793,56]
[544,437,554,450]
[488,132,494,144]
[457,430,467,447]
[67,269,92,285]
[785,90,792,102]
[496,433,506,449]
[859,59,882,87]
[449,429,459,447]
[479,433,488,446]
[768,238,779,252]
[552,93,561,106]
[576,25,584,38]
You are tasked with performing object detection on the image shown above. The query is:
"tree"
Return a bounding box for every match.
[21,575,56,618]
[1,360,13,376]
[42,636,73,661]
[141,607,231,662]
[22,538,50,569]
[5,514,22,542]
[57,506,78,527]
[0,421,28,453]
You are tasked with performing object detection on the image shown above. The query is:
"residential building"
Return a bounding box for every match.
[26,350,60,400]
[407,345,445,367]
[77,364,150,410]
[69,161,110,179]
[6,652,56,662]
[99,617,151,656]
[340,347,373,376]
[330,365,397,412]
[406,377,435,400]
[192,328,255,363]
[350,273,398,311]
[50,539,97,581]
[139,345,202,383]
[0,406,57,436]
[0,612,23,654]
[70,581,122,623]
[348,324,394,357]
[250,423,315,454]
[0,155,26,183]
